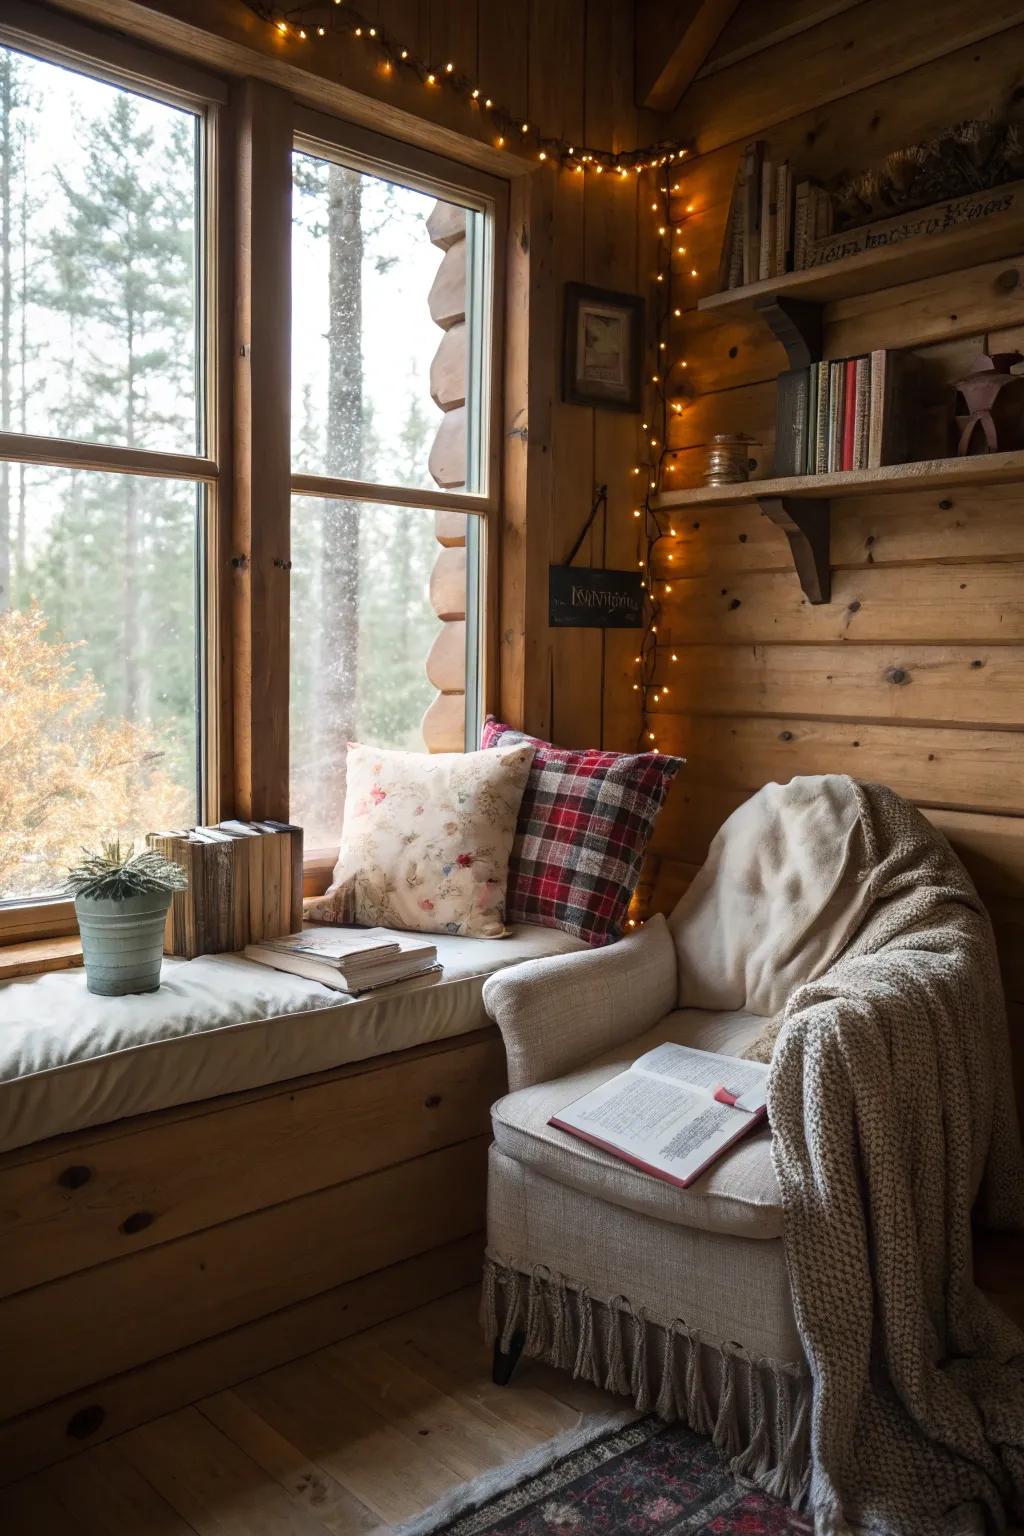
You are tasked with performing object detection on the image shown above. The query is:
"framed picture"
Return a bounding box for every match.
[562,282,644,412]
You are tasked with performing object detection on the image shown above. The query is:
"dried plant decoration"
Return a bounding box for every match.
[830,117,1024,229]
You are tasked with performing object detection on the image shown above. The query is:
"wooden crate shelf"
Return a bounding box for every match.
[654,453,1024,605]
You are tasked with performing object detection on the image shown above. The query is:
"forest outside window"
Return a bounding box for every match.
[289,120,502,855]
[0,32,221,908]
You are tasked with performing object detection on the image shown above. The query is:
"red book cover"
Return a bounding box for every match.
[841,357,857,470]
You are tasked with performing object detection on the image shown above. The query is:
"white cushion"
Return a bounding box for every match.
[0,924,583,1154]
[491,1006,782,1240]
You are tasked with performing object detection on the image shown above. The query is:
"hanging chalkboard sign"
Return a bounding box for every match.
[548,565,644,628]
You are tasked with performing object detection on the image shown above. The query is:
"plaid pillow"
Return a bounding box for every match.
[481,717,683,947]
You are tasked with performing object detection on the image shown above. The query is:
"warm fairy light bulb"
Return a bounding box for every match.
[632,466,640,475]
[485,98,493,107]
[496,135,505,147]
[690,268,698,277]
[634,654,641,662]
[354,26,362,36]
[445,61,454,71]
[670,528,677,536]
[680,360,688,368]
[677,246,687,255]
[426,71,436,83]
[651,375,659,384]
[401,49,409,58]
[575,164,584,173]
[659,341,666,350]
[317,25,325,35]
[633,509,641,517]
[658,225,666,235]
[667,553,674,561]
[655,273,663,281]
[619,167,627,176]
[595,164,603,173]
[664,583,672,593]
[650,437,657,447]
[276,19,287,32]
[368,26,377,36]
[673,307,681,317]
[539,150,547,160]
[633,683,639,691]
[642,422,648,429]
[521,122,529,132]
[686,203,694,213]
[671,652,678,662]
[648,732,656,742]
[471,88,480,98]
[297,28,307,39]
[650,202,658,211]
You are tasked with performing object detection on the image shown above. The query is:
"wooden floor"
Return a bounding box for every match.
[5,1281,1022,1535]
[0,1285,619,1535]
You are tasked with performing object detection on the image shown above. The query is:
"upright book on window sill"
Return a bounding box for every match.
[549,1043,769,1189]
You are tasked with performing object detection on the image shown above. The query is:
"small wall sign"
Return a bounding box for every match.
[549,565,644,629]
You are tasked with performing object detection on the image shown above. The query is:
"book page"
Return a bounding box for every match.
[551,1068,759,1187]
[633,1042,768,1113]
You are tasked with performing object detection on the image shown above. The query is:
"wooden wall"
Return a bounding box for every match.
[632,0,1024,1102]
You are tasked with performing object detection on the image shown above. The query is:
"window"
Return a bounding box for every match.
[0,33,222,905]
[288,116,503,856]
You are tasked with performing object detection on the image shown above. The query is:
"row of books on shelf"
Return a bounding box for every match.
[775,349,918,478]
[718,140,834,289]
[146,820,303,958]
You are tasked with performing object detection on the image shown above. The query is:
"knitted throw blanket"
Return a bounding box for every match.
[744,783,1024,1534]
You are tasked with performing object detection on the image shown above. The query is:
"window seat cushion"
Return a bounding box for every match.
[0,924,584,1154]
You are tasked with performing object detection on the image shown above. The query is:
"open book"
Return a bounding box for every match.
[550,1043,769,1189]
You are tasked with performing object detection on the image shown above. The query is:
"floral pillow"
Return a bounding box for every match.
[309,742,536,939]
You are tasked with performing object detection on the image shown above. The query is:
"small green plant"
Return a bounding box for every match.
[66,841,189,901]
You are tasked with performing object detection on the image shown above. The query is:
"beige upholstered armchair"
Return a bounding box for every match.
[479,910,808,1499]
[478,775,1024,1523]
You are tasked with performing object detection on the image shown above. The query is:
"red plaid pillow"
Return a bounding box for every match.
[481,717,683,947]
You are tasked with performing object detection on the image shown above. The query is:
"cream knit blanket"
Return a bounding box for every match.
[678,778,1024,1533]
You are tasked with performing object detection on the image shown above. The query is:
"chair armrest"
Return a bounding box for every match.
[482,913,678,1090]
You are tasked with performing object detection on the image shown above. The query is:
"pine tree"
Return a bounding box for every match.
[28,94,198,789]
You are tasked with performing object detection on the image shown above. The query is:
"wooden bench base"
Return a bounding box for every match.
[0,1029,506,1485]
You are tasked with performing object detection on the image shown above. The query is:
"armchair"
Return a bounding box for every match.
[480,912,807,1502]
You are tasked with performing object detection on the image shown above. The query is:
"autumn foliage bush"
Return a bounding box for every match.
[0,606,190,900]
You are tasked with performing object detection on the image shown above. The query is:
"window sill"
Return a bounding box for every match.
[0,937,84,982]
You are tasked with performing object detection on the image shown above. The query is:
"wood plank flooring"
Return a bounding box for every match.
[4,1283,1021,1534]
[0,1286,617,1535]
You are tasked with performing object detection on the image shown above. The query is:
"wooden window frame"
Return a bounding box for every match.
[0,3,513,936]
[287,110,508,889]
[0,3,232,943]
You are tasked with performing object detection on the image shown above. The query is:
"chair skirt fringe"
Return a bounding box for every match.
[481,1253,812,1510]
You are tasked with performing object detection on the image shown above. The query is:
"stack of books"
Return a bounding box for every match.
[146,820,303,958]
[718,141,833,289]
[244,927,441,995]
[774,349,920,477]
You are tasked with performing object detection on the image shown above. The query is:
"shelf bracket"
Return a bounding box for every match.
[758,496,831,604]
[753,295,823,369]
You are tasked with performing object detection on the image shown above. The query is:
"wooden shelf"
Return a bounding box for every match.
[697,214,1024,320]
[0,936,83,982]
[654,453,1024,606]
[656,452,1024,509]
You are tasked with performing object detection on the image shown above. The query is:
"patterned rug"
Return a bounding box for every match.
[431,1417,812,1536]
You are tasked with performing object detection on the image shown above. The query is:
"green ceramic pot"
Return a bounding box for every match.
[74,889,172,996]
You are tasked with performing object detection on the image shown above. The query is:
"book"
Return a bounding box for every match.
[741,141,763,286]
[758,159,776,280]
[867,349,922,467]
[718,156,746,291]
[775,367,809,477]
[853,356,870,470]
[827,360,844,472]
[813,360,829,473]
[793,179,811,269]
[805,362,819,474]
[549,1043,769,1189]
[774,161,790,276]
[244,926,439,994]
[841,356,857,470]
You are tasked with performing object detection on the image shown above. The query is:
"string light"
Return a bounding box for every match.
[246,1,692,169]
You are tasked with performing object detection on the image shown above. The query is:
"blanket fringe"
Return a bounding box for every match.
[482,1256,810,1509]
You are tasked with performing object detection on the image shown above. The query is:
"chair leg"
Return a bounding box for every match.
[492,1330,525,1386]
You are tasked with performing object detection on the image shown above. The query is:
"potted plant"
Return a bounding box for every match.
[67,842,188,997]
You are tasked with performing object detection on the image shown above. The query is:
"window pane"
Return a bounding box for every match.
[0,44,201,454]
[290,497,473,849]
[0,464,199,902]
[292,149,484,494]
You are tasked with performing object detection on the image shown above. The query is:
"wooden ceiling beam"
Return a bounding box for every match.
[634,0,742,111]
